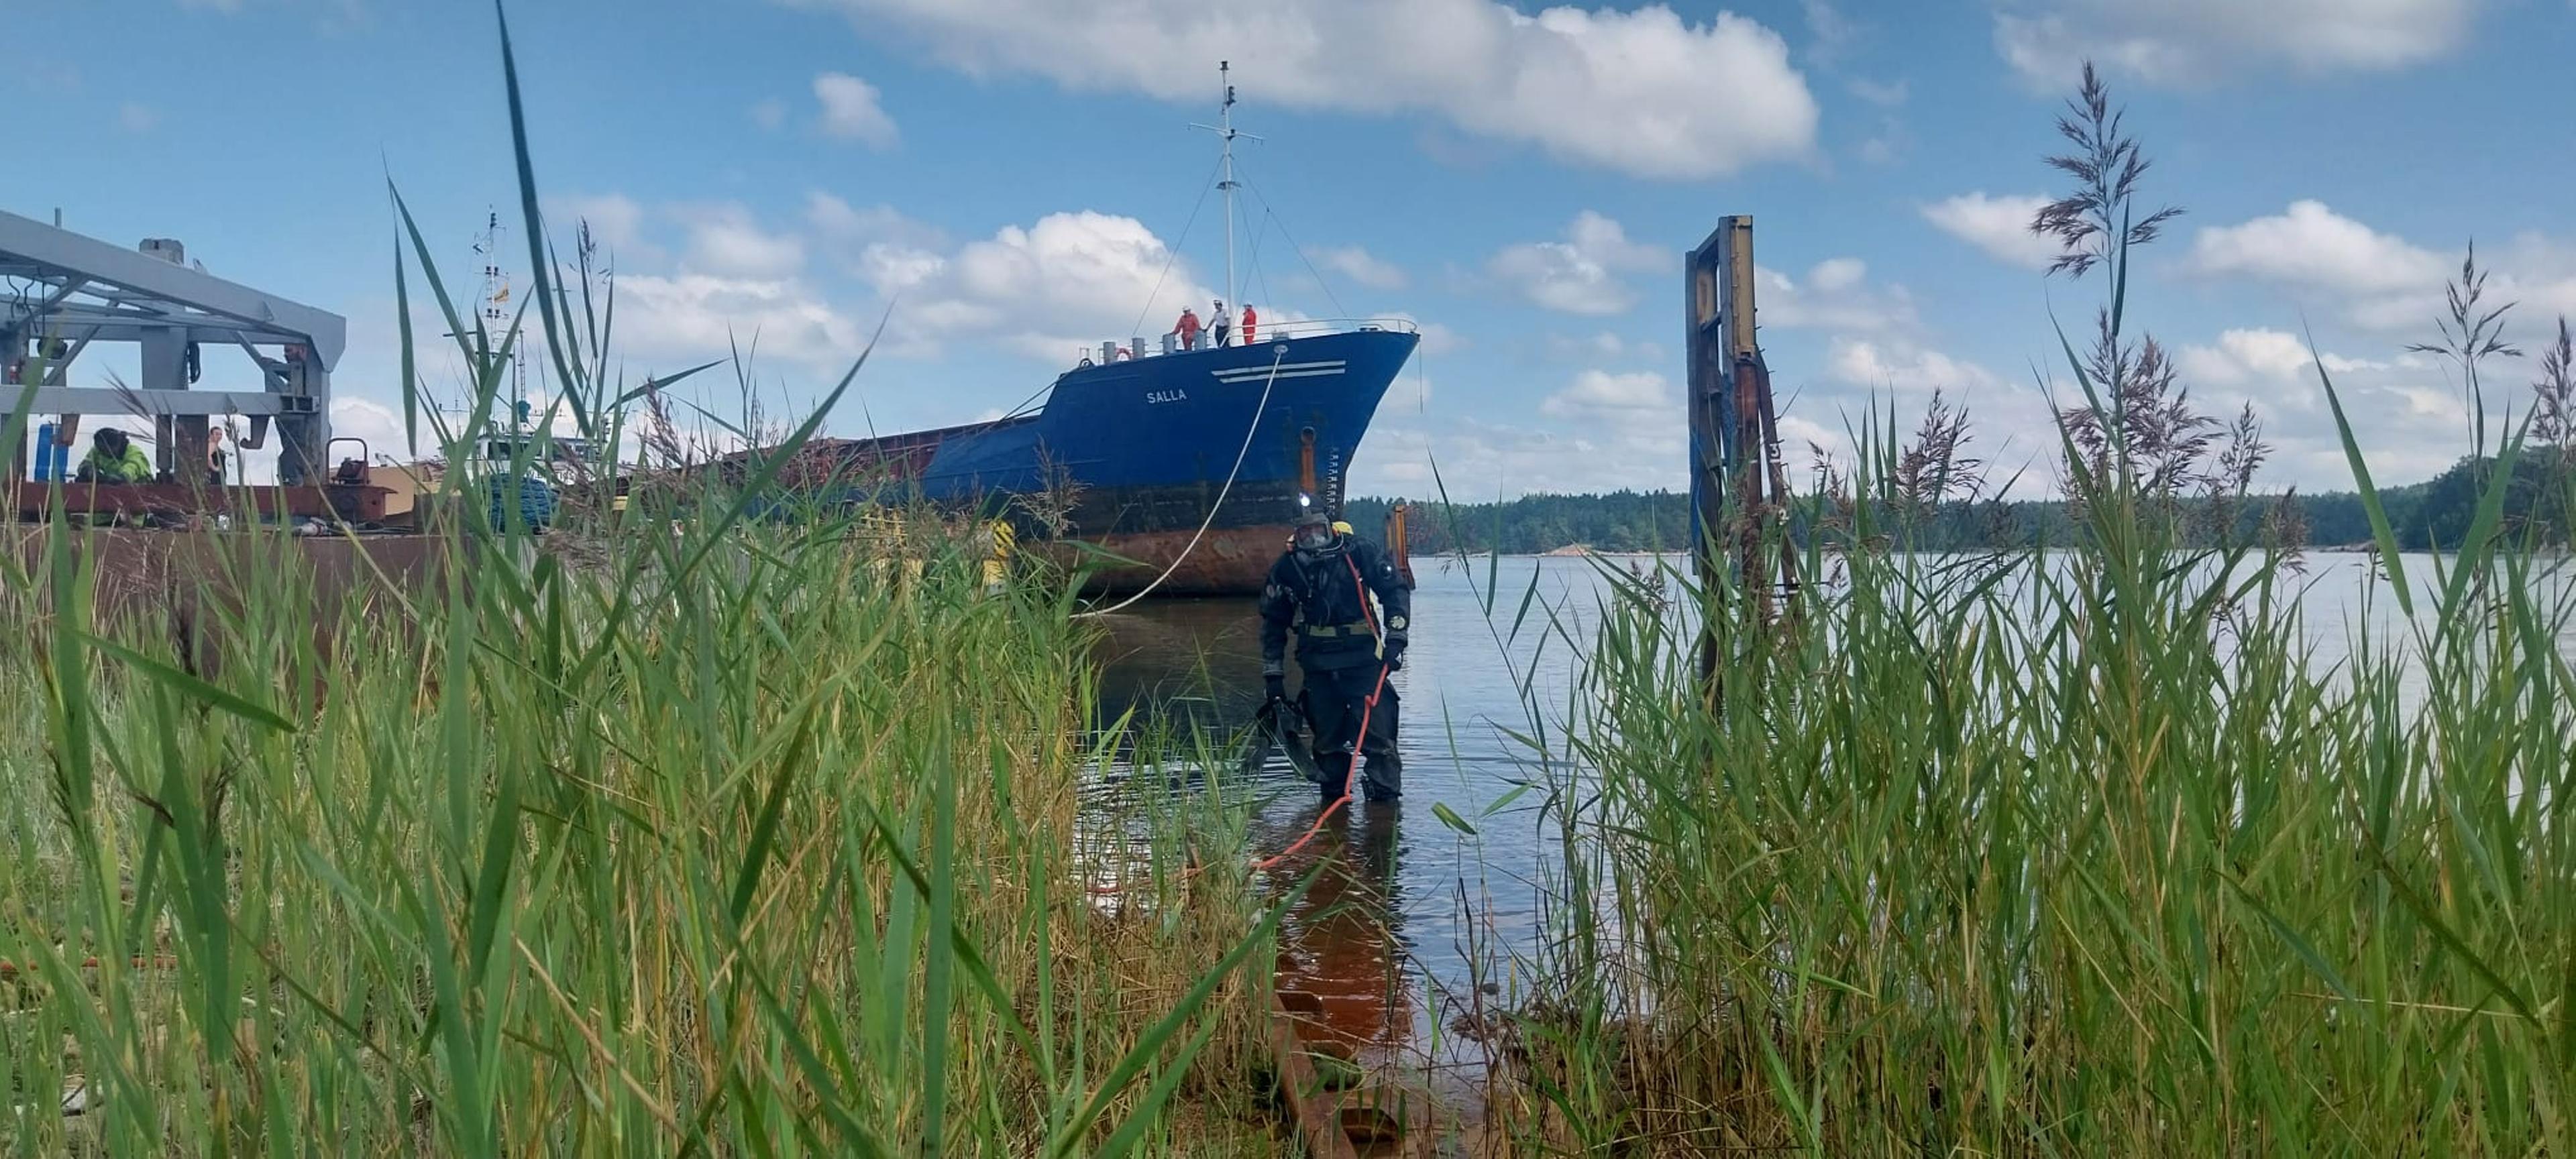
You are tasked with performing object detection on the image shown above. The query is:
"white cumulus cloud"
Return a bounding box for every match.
[614,273,867,371]
[674,203,806,280]
[2177,328,2392,390]
[1758,258,1919,334]
[329,396,409,461]
[1824,337,2003,393]
[1551,331,1635,360]
[1357,410,1686,497]
[806,192,949,294]
[2178,328,2322,388]
[1383,368,1433,413]
[897,211,1220,360]
[553,193,647,252]
[1542,369,1672,420]
[813,72,900,148]
[1489,211,1668,316]
[2160,328,2485,489]
[1415,322,1464,357]
[790,0,1817,179]
[623,197,1230,365]
[2185,200,2449,297]
[1921,192,2059,270]
[1313,244,1406,290]
[1992,0,2477,89]
[2176,201,2576,336]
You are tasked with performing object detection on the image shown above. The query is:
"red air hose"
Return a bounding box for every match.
[1249,661,1387,872]
[1251,555,1389,869]
[1087,661,1388,895]
[1093,553,1393,892]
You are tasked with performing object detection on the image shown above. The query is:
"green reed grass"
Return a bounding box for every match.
[0,8,1293,1153]
[1482,305,2576,1154]
[0,508,1287,1156]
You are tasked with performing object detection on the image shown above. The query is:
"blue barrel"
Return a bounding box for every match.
[32,424,68,481]
[486,472,557,530]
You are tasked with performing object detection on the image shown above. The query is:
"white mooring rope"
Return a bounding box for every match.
[1073,346,1289,618]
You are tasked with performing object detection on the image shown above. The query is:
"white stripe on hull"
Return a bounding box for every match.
[1210,368,1346,382]
[1211,360,1346,382]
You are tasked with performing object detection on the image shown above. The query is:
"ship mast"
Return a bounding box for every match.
[1220,63,1237,315]
[468,209,528,429]
[1193,62,1256,316]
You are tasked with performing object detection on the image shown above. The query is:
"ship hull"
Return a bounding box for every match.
[1032,522,1298,597]
[809,328,1418,596]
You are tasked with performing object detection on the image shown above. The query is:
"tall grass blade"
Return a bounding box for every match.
[1047,881,1308,1156]
[2310,329,2414,614]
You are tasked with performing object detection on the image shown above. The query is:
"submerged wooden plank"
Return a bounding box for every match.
[1271,987,1361,1159]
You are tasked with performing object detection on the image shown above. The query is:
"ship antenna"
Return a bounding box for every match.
[458,208,529,429]
[1192,62,1260,318]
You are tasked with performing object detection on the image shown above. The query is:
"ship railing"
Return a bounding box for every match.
[1252,316,1421,342]
[1083,317,1420,364]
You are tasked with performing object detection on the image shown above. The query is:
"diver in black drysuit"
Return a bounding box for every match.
[1259,508,1411,803]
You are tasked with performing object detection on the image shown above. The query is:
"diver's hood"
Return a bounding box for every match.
[1293,530,1351,562]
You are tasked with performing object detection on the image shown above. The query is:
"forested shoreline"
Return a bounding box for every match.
[1347,453,2571,557]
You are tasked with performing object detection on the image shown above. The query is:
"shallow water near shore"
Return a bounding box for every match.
[1083,553,1622,1114]
[1080,547,2574,1121]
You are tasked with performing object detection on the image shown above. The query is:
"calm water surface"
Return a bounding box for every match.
[1084,553,1673,1103]
[1080,549,2573,1103]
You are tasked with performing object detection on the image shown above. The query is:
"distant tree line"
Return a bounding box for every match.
[1346,455,2570,558]
[1339,211,2576,560]
[1342,490,1693,556]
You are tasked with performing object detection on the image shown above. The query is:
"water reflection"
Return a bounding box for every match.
[1089,598,1272,739]
[1085,559,1636,1110]
[1087,594,1432,1058]
[1263,802,1411,1058]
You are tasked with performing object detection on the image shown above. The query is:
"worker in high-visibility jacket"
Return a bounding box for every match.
[74,428,153,484]
[1240,303,1258,345]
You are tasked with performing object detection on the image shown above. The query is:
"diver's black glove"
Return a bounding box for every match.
[1264,673,1287,701]
[1382,634,1407,671]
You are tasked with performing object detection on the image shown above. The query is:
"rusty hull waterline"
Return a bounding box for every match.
[1038,522,1294,598]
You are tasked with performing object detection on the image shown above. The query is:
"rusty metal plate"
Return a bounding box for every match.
[1038,522,1293,597]
[5,481,396,523]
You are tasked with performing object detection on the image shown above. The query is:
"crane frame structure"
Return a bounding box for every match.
[0,208,340,484]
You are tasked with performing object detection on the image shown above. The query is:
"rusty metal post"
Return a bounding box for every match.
[1686,216,1794,685]
[1382,500,1415,589]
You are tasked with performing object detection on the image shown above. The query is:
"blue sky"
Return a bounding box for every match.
[7,0,2573,497]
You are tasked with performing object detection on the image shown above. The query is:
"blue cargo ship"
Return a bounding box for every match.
[807,320,1417,595]
[793,66,1419,596]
